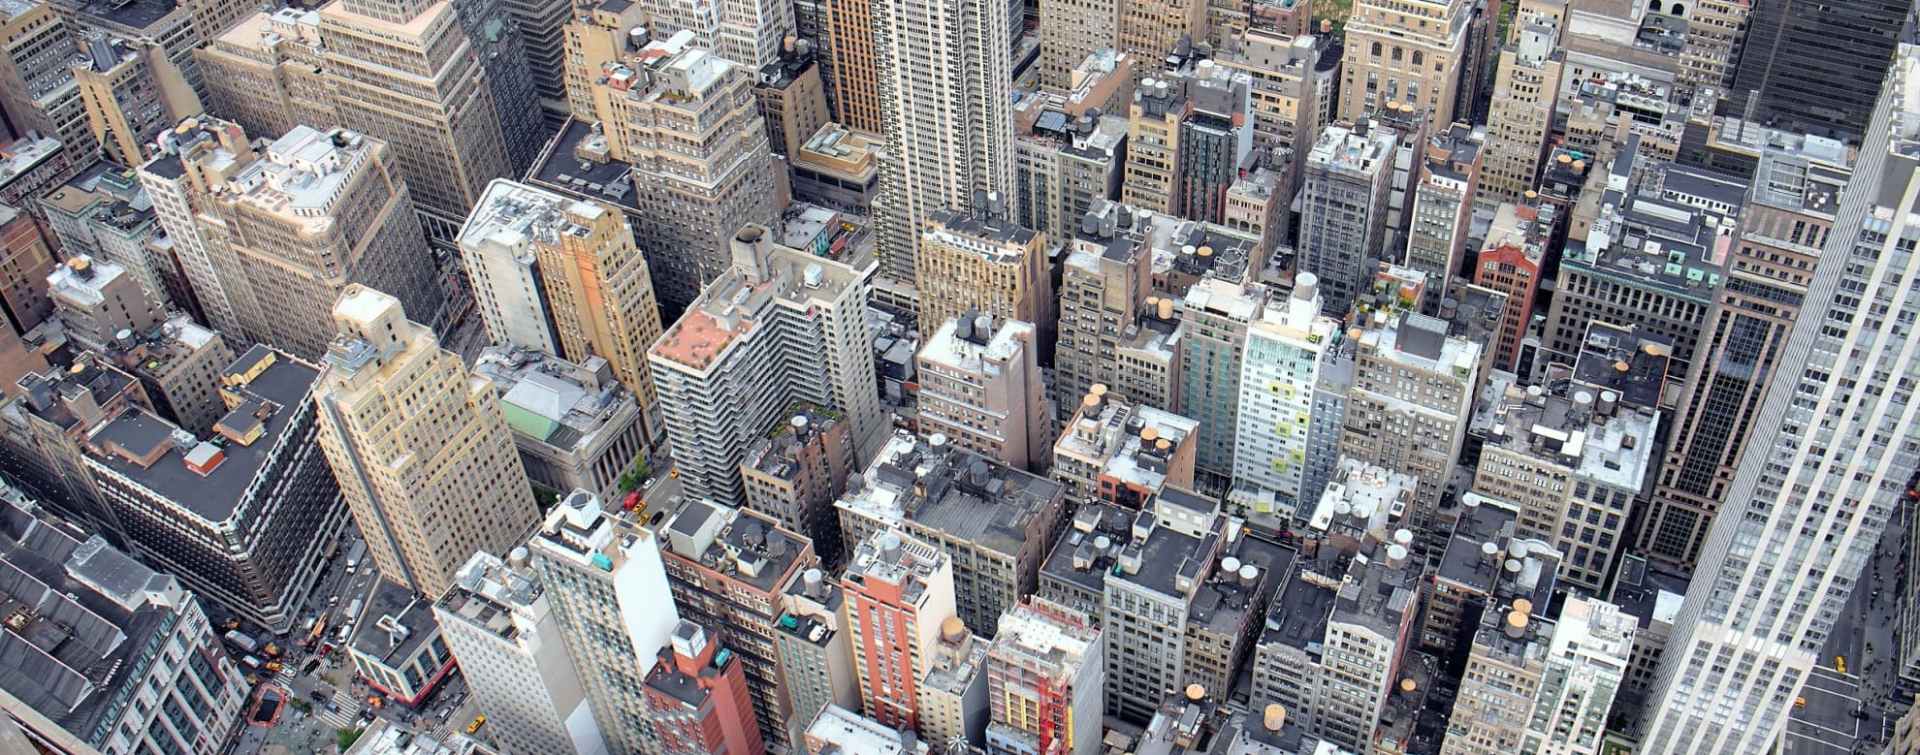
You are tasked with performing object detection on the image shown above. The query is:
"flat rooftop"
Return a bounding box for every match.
[86,347,319,522]
[839,433,1064,559]
[527,118,639,211]
[349,577,441,669]
[474,346,634,452]
[650,227,868,372]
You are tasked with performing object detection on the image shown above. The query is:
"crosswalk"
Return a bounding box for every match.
[314,688,362,730]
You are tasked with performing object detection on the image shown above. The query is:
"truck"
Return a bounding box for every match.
[344,540,366,573]
[223,630,259,655]
[304,614,329,649]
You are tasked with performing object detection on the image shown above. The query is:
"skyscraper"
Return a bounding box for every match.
[1339,0,1474,125]
[72,36,202,168]
[0,1,94,157]
[317,0,515,243]
[915,314,1052,472]
[1725,0,1910,144]
[312,286,540,598]
[1231,273,1339,526]
[434,551,607,755]
[984,601,1104,755]
[870,0,1014,291]
[574,31,779,314]
[1640,46,1920,753]
[1298,120,1397,316]
[842,529,959,730]
[913,209,1053,344]
[1475,0,1562,206]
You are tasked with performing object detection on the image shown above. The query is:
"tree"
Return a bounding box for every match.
[337,728,364,751]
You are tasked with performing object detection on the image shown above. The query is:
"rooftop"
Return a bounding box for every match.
[349,577,442,669]
[661,499,811,594]
[1568,320,1671,408]
[838,433,1064,558]
[435,551,542,644]
[40,160,153,233]
[805,704,929,754]
[1054,394,1198,494]
[1262,529,1420,655]
[987,602,1099,676]
[528,119,638,209]
[1068,200,1255,283]
[460,178,617,254]
[1566,141,1735,299]
[650,225,869,372]
[1435,494,1560,612]
[220,126,378,228]
[918,313,1033,375]
[0,135,63,190]
[1308,121,1396,177]
[0,483,184,746]
[1355,310,1480,378]
[1478,374,1659,491]
[1607,554,1687,631]
[85,347,319,522]
[473,346,634,452]
[843,529,948,609]
[744,403,844,482]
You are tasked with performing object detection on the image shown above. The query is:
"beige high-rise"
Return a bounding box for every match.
[914,209,1052,342]
[915,314,1052,472]
[1117,0,1205,64]
[318,0,513,243]
[141,119,445,359]
[313,286,540,598]
[822,0,883,132]
[193,9,339,141]
[1340,0,1473,125]
[577,32,778,313]
[460,179,666,445]
[1477,0,1563,205]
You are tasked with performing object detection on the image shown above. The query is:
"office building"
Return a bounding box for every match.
[869,0,1014,289]
[40,162,169,309]
[744,404,856,566]
[1531,598,1634,755]
[316,0,516,243]
[842,529,959,730]
[72,36,202,168]
[83,345,348,633]
[0,355,147,531]
[191,9,338,144]
[1056,201,1155,407]
[658,499,817,751]
[984,601,1104,755]
[1339,0,1473,124]
[345,578,457,706]
[1116,0,1202,64]
[1472,202,1552,371]
[459,179,664,443]
[1723,0,1908,144]
[1541,140,1741,378]
[916,314,1052,472]
[915,209,1053,343]
[1036,0,1116,88]
[1231,274,1339,525]
[92,314,232,435]
[1675,0,1746,90]
[0,487,248,755]
[1404,123,1482,293]
[1298,121,1397,316]
[1420,492,1559,655]
[648,225,883,504]
[1249,506,1421,752]
[1639,47,1920,753]
[575,31,779,314]
[1443,594,1552,755]
[1607,556,1685,722]
[1640,130,1848,571]
[838,432,1067,637]
[1216,29,1322,179]
[1300,339,1356,510]
[775,568,860,744]
[792,123,882,211]
[643,621,767,755]
[472,347,648,502]
[313,286,540,599]
[820,0,883,133]
[1051,389,1198,509]
[1339,311,1481,562]
[132,116,249,339]
[0,2,93,158]
[0,135,76,218]
[1476,3,1563,205]
[1178,277,1263,484]
[1120,61,1256,223]
[434,550,606,755]
[756,46,831,163]
[527,491,682,755]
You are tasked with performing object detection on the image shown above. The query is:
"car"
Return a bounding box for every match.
[466,714,487,734]
[329,595,339,607]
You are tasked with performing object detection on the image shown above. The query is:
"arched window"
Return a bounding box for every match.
[1391,46,1403,62]
[1412,51,1424,66]
[1371,41,1383,57]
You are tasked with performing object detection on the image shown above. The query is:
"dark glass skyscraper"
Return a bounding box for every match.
[1725,0,1911,143]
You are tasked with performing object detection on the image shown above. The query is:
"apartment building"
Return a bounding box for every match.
[914,209,1053,344]
[1298,121,1397,316]
[842,529,959,730]
[647,225,882,504]
[1051,389,1198,509]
